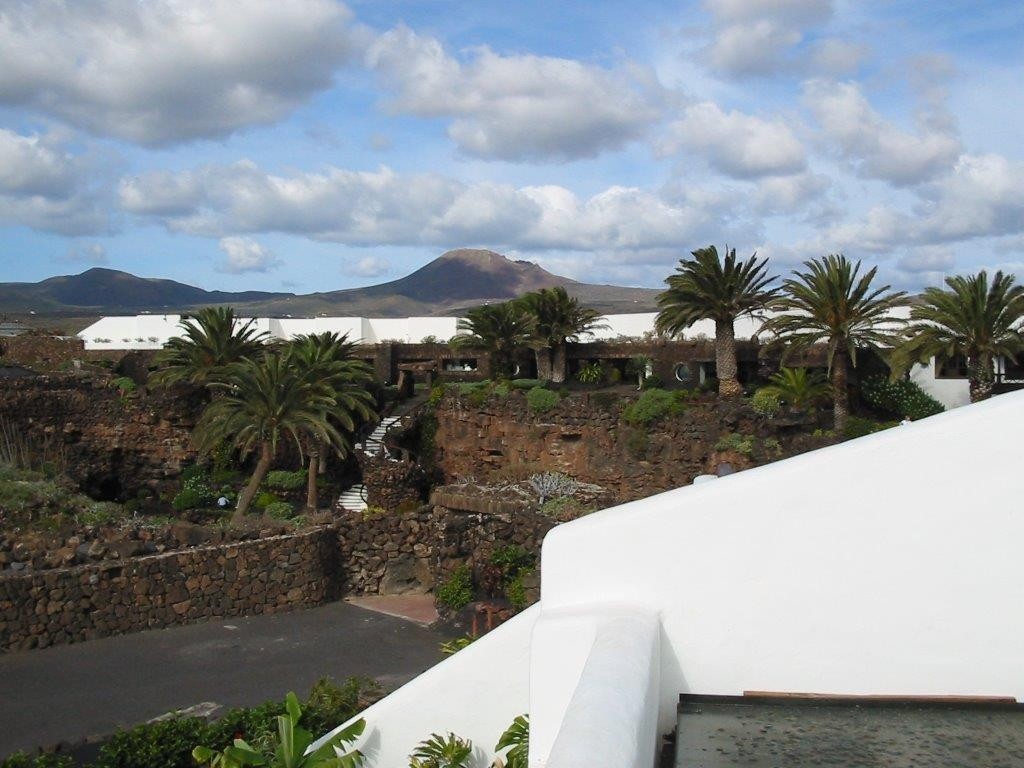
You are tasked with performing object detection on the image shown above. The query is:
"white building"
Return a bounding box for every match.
[78,311,985,410]
[313,390,1024,767]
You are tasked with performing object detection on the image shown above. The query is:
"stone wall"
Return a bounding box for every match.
[0,375,202,501]
[0,526,339,652]
[334,504,554,598]
[432,390,832,503]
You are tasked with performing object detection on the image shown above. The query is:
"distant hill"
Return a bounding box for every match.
[0,249,661,319]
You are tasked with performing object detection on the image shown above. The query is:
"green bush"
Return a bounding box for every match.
[1,754,75,768]
[575,362,604,384]
[715,432,755,456]
[641,374,664,390]
[301,676,380,736]
[427,384,447,408]
[844,416,899,439]
[264,501,295,520]
[253,491,279,510]
[171,474,214,511]
[861,376,944,420]
[95,717,209,768]
[436,564,474,611]
[505,576,527,609]
[490,544,534,574]
[540,495,584,520]
[205,700,284,753]
[525,387,560,414]
[751,388,782,418]
[509,379,545,390]
[112,376,136,397]
[265,469,306,491]
[622,389,684,425]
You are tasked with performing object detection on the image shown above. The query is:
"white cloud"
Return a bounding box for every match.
[0,129,109,235]
[918,154,1024,241]
[659,102,806,178]
[217,237,281,273]
[0,0,362,146]
[63,243,108,264]
[809,39,867,76]
[366,25,663,161]
[346,256,391,278]
[754,172,831,214]
[121,160,733,255]
[897,247,955,273]
[703,0,833,77]
[804,79,961,185]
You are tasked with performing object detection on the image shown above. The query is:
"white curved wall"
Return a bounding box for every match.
[540,390,1024,738]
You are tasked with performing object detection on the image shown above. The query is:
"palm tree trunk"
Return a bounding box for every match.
[306,449,319,513]
[233,441,273,524]
[715,319,742,397]
[968,354,994,402]
[535,347,553,382]
[551,343,567,384]
[832,351,849,433]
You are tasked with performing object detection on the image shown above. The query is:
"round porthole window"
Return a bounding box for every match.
[674,363,692,382]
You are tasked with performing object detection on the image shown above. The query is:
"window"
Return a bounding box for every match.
[935,355,968,379]
[674,363,692,383]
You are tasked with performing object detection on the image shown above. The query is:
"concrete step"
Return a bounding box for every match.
[337,484,368,512]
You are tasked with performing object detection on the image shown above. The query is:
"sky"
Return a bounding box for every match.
[0,0,1022,295]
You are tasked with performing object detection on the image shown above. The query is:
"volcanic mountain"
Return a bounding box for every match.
[0,249,660,319]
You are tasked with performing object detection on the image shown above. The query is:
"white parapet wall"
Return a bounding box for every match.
[539,390,1024,745]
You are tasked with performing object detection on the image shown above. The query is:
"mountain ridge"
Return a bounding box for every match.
[0,249,660,318]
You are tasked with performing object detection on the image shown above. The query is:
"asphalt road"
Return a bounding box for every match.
[0,601,449,757]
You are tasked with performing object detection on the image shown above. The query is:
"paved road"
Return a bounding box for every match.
[0,601,450,757]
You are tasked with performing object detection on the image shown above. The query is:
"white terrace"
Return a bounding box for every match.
[315,390,1024,767]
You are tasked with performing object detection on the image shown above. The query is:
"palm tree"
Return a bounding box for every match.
[288,332,377,511]
[454,302,536,380]
[893,271,1024,402]
[760,367,830,410]
[518,287,606,383]
[764,254,907,432]
[194,350,350,524]
[150,307,267,388]
[655,246,778,397]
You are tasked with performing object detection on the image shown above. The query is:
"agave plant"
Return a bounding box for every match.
[408,733,473,768]
[193,692,365,768]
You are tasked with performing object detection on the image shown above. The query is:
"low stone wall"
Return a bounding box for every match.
[0,526,339,652]
[335,504,554,598]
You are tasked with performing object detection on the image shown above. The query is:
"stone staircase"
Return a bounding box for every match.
[336,483,368,512]
[355,415,402,458]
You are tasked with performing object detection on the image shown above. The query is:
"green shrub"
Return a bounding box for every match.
[253,491,279,510]
[171,474,214,511]
[439,635,475,656]
[505,576,527,609]
[641,374,664,390]
[205,700,284,753]
[575,362,604,384]
[78,501,125,526]
[436,564,474,611]
[301,676,380,736]
[509,378,545,390]
[751,388,782,418]
[112,376,136,396]
[622,389,684,426]
[427,384,447,408]
[1,753,75,768]
[861,376,944,420]
[715,432,755,456]
[264,501,295,520]
[525,386,560,414]
[490,544,534,574]
[409,732,473,768]
[95,716,209,768]
[265,469,306,491]
[467,382,492,406]
[540,495,584,520]
[844,416,899,439]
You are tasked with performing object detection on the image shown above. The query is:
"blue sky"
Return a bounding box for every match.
[0,0,1022,295]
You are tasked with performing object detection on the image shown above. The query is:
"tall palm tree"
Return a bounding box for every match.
[518,287,606,383]
[655,246,778,397]
[764,254,907,432]
[150,307,267,388]
[194,350,349,524]
[288,332,377,511]
[894,271,1024,402]
[454,302,536,380]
